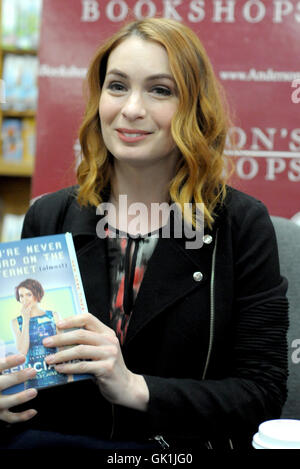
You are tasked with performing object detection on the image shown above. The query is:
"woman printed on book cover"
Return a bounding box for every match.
[11,279,69,389]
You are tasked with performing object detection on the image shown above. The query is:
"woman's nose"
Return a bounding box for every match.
[121,92,146,120]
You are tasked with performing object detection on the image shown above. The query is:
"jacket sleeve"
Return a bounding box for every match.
[21,187,75,239]
[21,198,41,238]
[113,195,289,446]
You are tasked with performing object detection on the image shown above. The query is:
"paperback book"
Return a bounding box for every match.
[0,233,91,394]
[1,118,23,161]
[1,117,36,163]
[2,54,38,111]
[2,0,42,50]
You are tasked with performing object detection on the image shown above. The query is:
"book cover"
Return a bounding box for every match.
[2,55,22,110]
[22,118,36,163]
[2,118,23,161]
[16,0,42,50]
[1,0,18,48]
[2,0,42,50]
[20,56,38,110]
[0,233,91,395]
[2,55,38,111]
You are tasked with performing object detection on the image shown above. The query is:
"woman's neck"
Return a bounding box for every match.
[30,305,44,317]
[107,159,177,235]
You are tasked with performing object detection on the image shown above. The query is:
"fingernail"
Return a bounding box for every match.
[27,409,38,418]
[43,337,53,346]
[45,355,54,363]
[57,320,66,328]
[27,389,37,398]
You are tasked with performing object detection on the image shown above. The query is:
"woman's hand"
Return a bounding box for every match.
[43,313,149,411]
[20,301,33,322]
[0,355,37,424]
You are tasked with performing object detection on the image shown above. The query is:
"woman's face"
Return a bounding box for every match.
[99,36,180,168]
[18,287,37,307]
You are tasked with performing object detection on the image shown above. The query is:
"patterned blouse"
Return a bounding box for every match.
[105,224,160,345]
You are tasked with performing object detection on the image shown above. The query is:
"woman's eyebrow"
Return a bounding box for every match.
[106,69,175,82]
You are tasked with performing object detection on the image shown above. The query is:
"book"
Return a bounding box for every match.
[0,233,91,394]
[2,118,23,161]
[22,117,36,163]
[2,0,42,50]
[1,117,36,163]
[2,54,38,111]
[1,213,25,243]
[1,0,18,48]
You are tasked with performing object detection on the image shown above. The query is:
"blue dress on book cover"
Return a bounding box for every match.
[16,311,68,389]
[0,233,91,395]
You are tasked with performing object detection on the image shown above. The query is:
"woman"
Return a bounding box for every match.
[0,18,288,450]
[11,279,69,391]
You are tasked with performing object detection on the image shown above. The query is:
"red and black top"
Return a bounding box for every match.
[105,224,160,345]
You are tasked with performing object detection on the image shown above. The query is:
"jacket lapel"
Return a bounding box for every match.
[124,226,216,346]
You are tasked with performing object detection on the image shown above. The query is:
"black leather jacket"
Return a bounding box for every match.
[4,185,288,450]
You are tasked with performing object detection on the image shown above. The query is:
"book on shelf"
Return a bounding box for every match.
[1,213,25,243]
[1,118,23,161]
[0,233,91,394]
[1,0,42,50]
[2,54,38,111]
[1,117,36,163]
[22,117,36,163]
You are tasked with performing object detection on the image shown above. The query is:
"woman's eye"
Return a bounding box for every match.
[107,82,126,92]
[151,86,172,96]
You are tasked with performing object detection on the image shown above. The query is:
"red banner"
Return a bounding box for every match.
[33,0,300,221]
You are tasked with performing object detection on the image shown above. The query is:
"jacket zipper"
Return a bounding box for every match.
[149,236,218,452]
[111,406,171,450]
[151,434,170,449]
[201,232,235,450]
[202,230,218,451]
[202,229,218,380]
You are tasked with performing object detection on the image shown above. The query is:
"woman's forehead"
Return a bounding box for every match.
[106,36,172,76]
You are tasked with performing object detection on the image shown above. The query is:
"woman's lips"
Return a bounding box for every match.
[116,129,152,143]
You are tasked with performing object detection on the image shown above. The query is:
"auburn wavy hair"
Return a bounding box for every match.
[77,18,232,228]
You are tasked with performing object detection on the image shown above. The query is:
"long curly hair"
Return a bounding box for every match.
[77,18,233,228]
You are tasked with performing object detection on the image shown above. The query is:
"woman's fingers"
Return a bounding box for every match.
[56,313,112,334]
[43,329,110,348]
[43,320,117,350]
[0,367,36,392]
[41,312,120,382]
[1,408,38,424]
[0,360,38,424]
[0,387,37,411]
[0,354,26,373]
[45,344,116,365]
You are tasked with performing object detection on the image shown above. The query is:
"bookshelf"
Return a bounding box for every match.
[0,0,40,240]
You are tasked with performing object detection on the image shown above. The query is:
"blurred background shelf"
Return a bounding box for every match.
[2,109,36,117]
[0,0,42,241]
[1,46,37,55]
[0,159,33,176]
